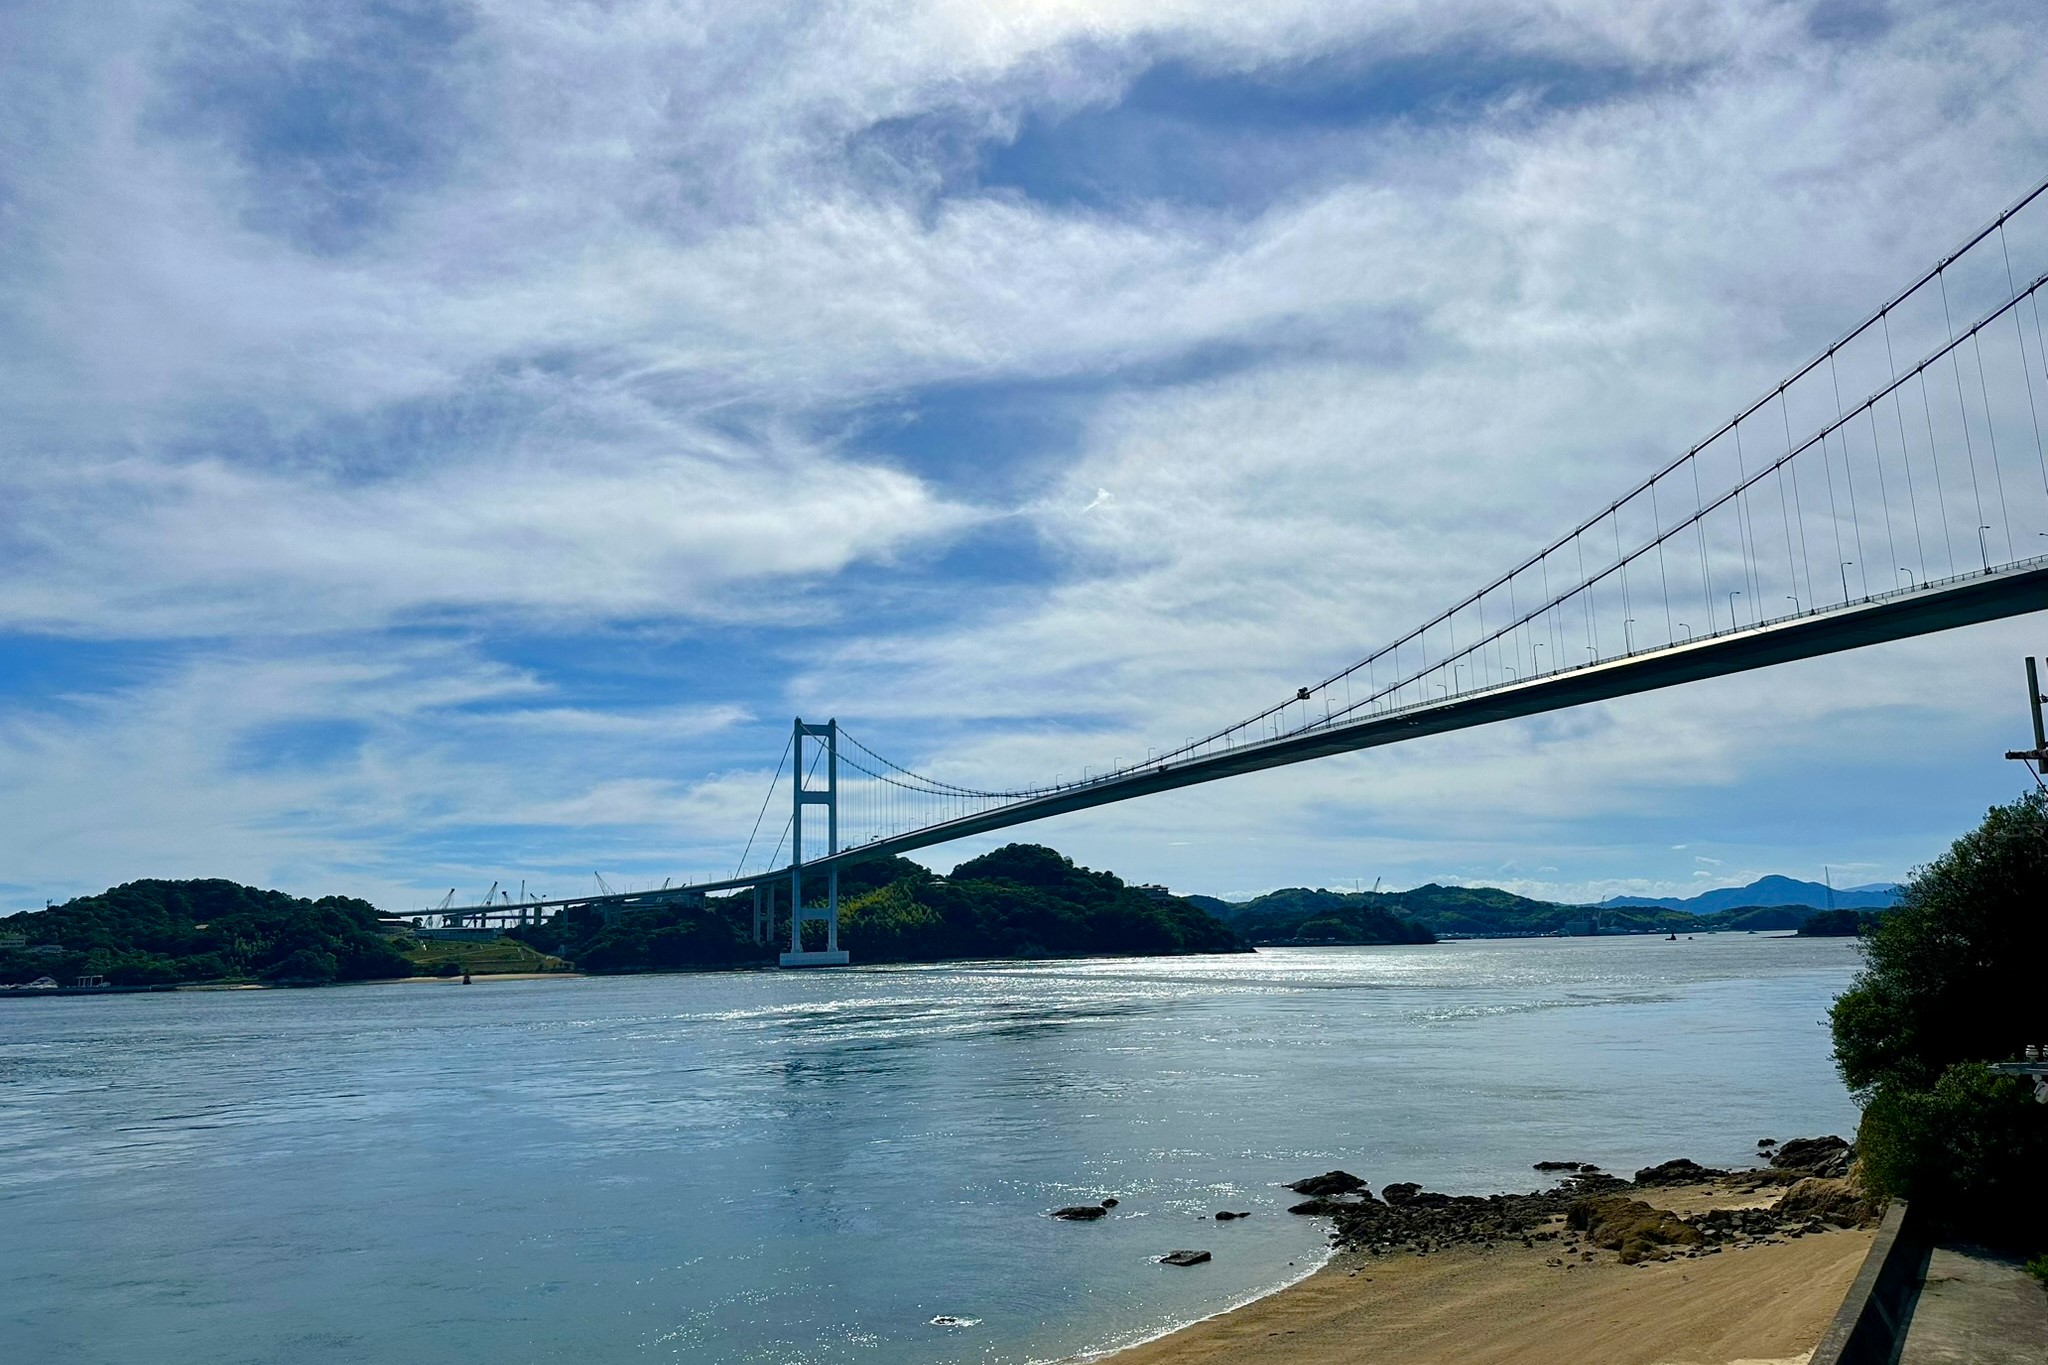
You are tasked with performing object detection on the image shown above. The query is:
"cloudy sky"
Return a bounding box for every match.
[3,0,2046,912]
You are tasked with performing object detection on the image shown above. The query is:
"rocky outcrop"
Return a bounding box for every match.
[1533,1160,1587,1171]
[1051,1204,1108,1220]
[1566,1195,1706,1264]
[1214,1210,1251,1220]
[1289,1197,1357,1215]
[1330,1184,1586,1252]
[1774,1176,1875,1227]
[1285,1170,1369,1196]
[1160,1249,1211,1266]
[1770,1135,1853,1179]
[1298,1153,1870,1266]
[1632,1158,1729,1186]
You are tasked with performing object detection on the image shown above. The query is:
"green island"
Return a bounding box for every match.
[0,845,1252,986]
[0,879,570,988]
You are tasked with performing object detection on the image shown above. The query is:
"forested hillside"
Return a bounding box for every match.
[515,844,1247,970]
[0,880,414,986]
[1203,884,1837,938]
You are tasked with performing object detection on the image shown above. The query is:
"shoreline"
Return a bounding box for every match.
[1060,1247,1340,1365]
[1104,1227,1870,1365]
[6,935,1852,1000]
[1093,1158,1876,1365]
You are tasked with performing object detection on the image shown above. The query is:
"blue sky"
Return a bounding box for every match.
[2,0,2045,912]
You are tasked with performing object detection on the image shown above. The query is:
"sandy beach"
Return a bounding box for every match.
[1108,1182,1873,1365]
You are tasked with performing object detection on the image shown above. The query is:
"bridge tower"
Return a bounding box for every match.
[783,717,850,967]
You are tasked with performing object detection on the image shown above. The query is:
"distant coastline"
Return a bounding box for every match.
[4,850,1886,993]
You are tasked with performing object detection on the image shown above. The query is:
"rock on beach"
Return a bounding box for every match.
[1279,1135,1869,1266]
[1632,1158,1730,1186]
[1770,1135,1853,1178]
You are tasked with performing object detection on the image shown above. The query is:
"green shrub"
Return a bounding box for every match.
[1856,1063,2048,1245]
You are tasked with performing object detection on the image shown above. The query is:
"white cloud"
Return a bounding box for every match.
[1,0,2044,902]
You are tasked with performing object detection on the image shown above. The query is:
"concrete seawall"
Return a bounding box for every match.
[1810,1200,1927,1365]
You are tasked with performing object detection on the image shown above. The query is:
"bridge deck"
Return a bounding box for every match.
[472,554,2036,911]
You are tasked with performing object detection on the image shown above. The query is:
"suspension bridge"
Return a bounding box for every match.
[415,176,2048,966]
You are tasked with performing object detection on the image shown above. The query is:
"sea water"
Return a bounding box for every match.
[0,934,1863,1364]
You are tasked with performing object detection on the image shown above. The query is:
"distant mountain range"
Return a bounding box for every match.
[1597,875,1901,914]
[1189,873,1902,942]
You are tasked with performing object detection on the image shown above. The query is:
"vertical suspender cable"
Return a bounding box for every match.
[1939,272,1990,562]
[1918,368,1956,574]
[1971,327,2015,558]
[1883,312,1928,576]
[1998,224,2048,500]
[1829,353,1868,597]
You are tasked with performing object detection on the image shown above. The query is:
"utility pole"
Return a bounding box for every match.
[2005,657,2048,779]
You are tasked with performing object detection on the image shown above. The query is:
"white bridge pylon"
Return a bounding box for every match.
[783,718,848,967]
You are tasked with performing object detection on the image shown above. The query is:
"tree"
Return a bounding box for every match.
[1828,790,2048,1242]
[263,947,339,984]
[1829,790,2047,1094]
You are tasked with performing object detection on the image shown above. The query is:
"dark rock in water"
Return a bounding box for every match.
[1160,1249,1211,1266]
[1771,1136,1852,1178]
[1099,1197,1119,1208]
[1578,1165,1601,1174]
[1052,1205,1108,1221]
[1214,1210,1252,1220]
[1381,1182,1422,1206]
[1757,1137,1778,1148]
[1289,1198,1351,1216]
[1632,1158,1729,1186]
[1286,1170,1369,1197]
[1534,1161,1584,1172]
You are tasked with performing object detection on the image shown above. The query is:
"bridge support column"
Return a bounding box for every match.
[782,716,849,967]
